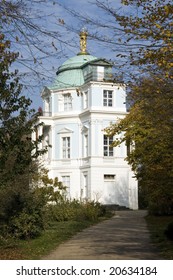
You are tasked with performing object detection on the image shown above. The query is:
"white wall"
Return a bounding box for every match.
[37,82,138,210]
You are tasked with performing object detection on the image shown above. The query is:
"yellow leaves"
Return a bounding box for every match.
[160,29,172,45]
[164,4,171,16]
[118,1,172,78]
[121,0,129,5]
[155,23,162,29]
[0,42,5,48]
[163,30,172,38]
[0,35,10,51]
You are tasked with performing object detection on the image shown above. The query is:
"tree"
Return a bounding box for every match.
[105,74,173,214]
[0,0,77,88]
[60,0,172,80]
[0,33,46,229]
[114,0,173,78]
[0,34,43,180]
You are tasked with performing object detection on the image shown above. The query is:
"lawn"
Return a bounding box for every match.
[145,215,173,260]
[0,220,99,259]
[1,212,173,260]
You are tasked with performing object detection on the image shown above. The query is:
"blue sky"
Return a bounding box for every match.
[6,0,134,111]
[5,0,167,111]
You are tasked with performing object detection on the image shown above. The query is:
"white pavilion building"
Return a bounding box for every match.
[34,30,138,209]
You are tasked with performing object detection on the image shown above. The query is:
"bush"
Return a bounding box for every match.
[47,201,76,222]
[8,210,44,239]
[148,201,173,216]
[0,166,67,240]
[164,222,173,241]
[47,200,106,222]
[0,185,49,239]
[80,201,106,221]
[6,189,48,239]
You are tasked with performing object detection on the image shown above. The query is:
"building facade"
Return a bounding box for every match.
[34,31,138,209]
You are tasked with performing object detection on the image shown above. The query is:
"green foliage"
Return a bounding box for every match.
[8,211,43,240]
[115,1,173,215]
[0,220,102,260]
[97,1,173,216]
[0,159,107,240]
[0,166,67,239]
[47,200,106,223]
[146,215,173,259]
[32,168,66,204]
[0,33,46,183]
[165,222,173,241]
[106,75,173,215]
[138,184,148,209]
[0,178,46,239]
[0,34,48,239]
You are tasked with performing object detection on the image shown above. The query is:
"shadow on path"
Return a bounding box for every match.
[42,210,161,260]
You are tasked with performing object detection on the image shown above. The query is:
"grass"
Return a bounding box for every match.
[0,220,99,260]
[3,210,172,260]
[0,211,113,260]
[145,214,173,259]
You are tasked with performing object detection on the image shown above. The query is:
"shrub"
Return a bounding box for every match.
[47,200,106,223]
[164,222,173,241]
[0,168,65,240]
[6,189,48,239]
[0,185,49,239]
[148,201,173,216]
[8,210,44,239]
[80,201,105,221]
[47,201,76,222]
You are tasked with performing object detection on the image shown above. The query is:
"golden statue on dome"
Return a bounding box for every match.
[79,28,89,55]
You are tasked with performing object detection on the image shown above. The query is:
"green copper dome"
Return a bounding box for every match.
[59,54,97,71]
[49,54,97,90]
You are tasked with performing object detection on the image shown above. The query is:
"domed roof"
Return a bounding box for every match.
[49,30,99,90]
[59,54,97,72]
[49,54,97,90]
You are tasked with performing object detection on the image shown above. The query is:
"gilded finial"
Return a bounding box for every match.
[78,28,89,55]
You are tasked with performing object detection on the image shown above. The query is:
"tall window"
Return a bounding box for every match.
[83,91,88,109]
[103,135,114,157]
[81,174,88,199]
[44,98,50,116]
[62,176,70,198]
[62,137,70,159]
[64,94,72,111]
[103,90,113,107]
[97,66,104,81]
[84,134,88,157]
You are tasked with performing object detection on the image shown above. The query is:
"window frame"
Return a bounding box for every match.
[103,90,113,107]
[63,93,72,111]
[62,136,71,159]
[83,133,88,157]
[83,91,88,109]
[81,173,88,200]
[62,175,70,198]
[103,134,114,157]
[104,174,115,181]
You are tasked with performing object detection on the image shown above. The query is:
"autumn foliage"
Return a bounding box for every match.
[105,0,173,214]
